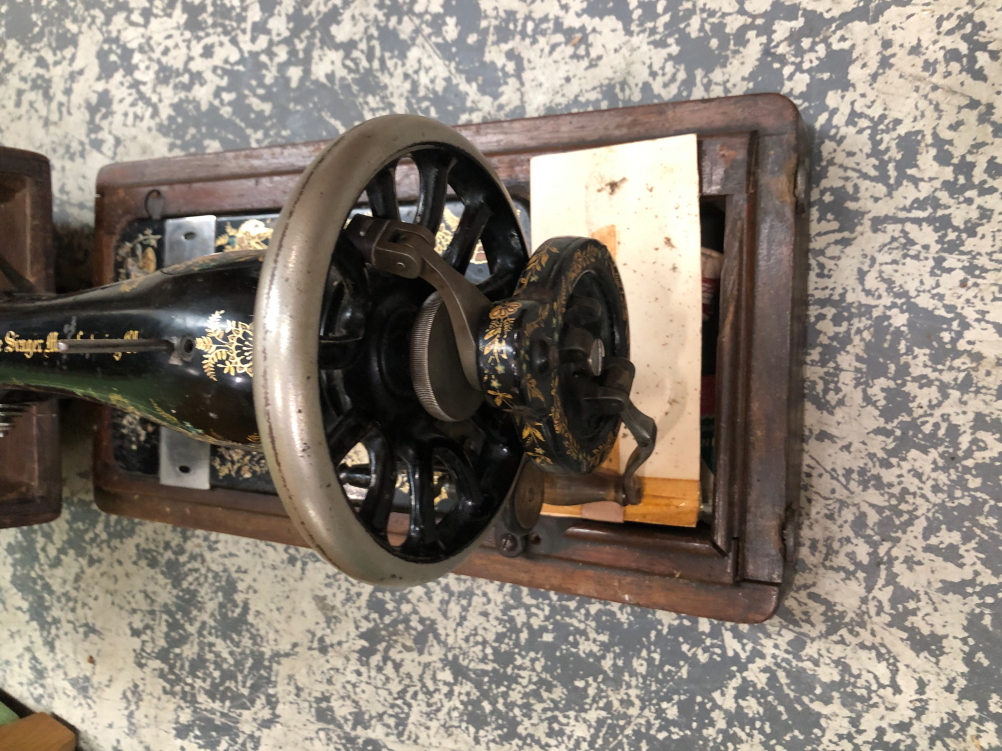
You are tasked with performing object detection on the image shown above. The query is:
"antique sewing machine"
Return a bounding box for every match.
[0,95,810,621]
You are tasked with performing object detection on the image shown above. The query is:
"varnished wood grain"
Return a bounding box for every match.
[0,147,61,530]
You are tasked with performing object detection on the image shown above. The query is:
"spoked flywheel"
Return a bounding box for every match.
[255,115,654,586]
[255,115,528,585]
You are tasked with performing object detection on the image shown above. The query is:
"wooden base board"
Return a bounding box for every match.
[543,476,700,526]
[92,95,811,622]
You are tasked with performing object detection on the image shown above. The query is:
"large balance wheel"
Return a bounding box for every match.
[254,115,528,586]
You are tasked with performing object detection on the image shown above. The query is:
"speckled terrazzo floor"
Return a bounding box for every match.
[1,1,1000,749]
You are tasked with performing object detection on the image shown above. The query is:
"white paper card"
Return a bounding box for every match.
[530,134,702,483]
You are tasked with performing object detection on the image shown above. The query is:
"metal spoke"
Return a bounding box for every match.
[413,150,455,235]
[443,199,491,274]
[399,442,440,555]
[365,163,399,221]
[324,409,369,466]
[477,252,524,300]
[318,336,362,370]
[330,236,370,300]
[430,440,485,540]
[357,432,397,534]
[474,212,527,300]
[322,240,370,345]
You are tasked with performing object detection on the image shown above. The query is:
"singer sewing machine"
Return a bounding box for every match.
[0,95,810,621]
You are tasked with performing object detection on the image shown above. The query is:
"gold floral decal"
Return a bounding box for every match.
[111,410,157,452]
[557,244,599,307]
[213,446,270,481]
[523,373,544,404]
[523,303,550,338]
[195,311,254,381]
[483,301,519,371]
[116,228,160,281]
[550,377,584,463]
[215,219,273,252]
[516,244,555,292]
[486,375,514,409]
[591,431,617,465]
[520,419,552,465]
[435,208,460,255]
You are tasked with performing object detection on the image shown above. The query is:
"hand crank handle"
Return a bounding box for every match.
[620,400,657,505]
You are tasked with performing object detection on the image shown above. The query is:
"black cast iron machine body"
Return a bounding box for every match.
[0,116,656,585]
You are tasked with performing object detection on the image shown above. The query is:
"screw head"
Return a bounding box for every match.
[499,533,518,552]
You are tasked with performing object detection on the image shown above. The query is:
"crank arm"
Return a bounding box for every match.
[620,400,657,506]
[344,214,488,390]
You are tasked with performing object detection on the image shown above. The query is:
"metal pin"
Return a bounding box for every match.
[56,338,174,354]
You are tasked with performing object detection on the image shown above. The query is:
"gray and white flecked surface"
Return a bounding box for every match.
[1,1,1000,749]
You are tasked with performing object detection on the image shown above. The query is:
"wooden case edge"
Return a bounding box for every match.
[0,147,61,530]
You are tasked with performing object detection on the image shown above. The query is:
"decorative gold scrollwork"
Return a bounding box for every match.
[195,310,253,381]
[215,219,274,252]
[116,227,160,282]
